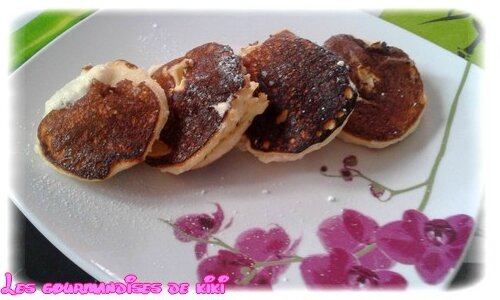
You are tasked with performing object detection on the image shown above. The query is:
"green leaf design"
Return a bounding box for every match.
[10,10,94,71]
[380,9,483,67]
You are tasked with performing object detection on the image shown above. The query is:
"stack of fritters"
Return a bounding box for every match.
[36,30,426,181]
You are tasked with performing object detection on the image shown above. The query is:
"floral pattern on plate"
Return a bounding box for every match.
[164,202,473,289]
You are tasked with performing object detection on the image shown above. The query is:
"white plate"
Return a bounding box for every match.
[9,10,482,290]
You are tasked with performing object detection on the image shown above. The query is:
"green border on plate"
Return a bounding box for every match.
[11,10,484,70]
[380,9,483,67]
[10,10,94,71]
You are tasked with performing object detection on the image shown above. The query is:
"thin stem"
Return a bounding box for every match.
[391,181,429,196]
[418,59,472,211]
[322,169,427,198]
[237,268,259,286]
[351,170,428,198]
[159,218,239,253]
[354,243,377,258]
[159,218,206,243]
[237,256,304,285]
[320,173,358,178]
[210,237,240,253]
[353,171,394,193]
[255,256,303,268]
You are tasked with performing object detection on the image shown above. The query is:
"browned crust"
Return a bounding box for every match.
[242,30,357,154]
[324,34,426,143]
[37,79,161,180]
[146,43,245,167]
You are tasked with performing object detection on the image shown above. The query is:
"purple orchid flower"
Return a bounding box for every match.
[318,209,393,269]
[300,248,407,289]
[173,204,225,259]
[375,209,474,284]
[299,209,406,289]
[197,226,300,288]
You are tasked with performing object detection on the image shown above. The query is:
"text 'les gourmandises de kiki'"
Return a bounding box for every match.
[1,272,229,295]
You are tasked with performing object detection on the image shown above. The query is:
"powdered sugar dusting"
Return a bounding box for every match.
[216,45,244,88]
[210,94,233,117]
[180,44,243,117]
[182,44,244,103]
[211,101,231,117]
